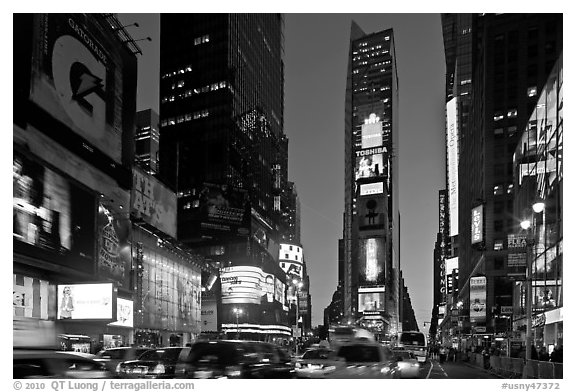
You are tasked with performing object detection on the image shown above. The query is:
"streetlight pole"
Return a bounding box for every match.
[521,200,544,379]
[292,279,303,355]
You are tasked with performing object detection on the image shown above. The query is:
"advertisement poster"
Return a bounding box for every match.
[201,299,218,332]
[98,203,131,289]
[262,273,275,303]
[220,266,264,305]
[359,182,384,196]
[195,183,250,234]
[446,98,459,236]
[358,237,385,285]
[274,277,286,305]
[13,150,95,270]
[361,117,383,149]
[533,284,559,312]
[469,276,487,323]
[57,283,115,320]
[29,14,136,164]
[471,204,484,244]
[108,298,133,327]
[131,168,177,238]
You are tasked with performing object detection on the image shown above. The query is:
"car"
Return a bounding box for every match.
[392,349,420,378]
[293,348,336,378]
[116,347,191,379]
[94,347,153,374]
[175,340,295,379]
[14,349,111,379]
[326,342,399,379]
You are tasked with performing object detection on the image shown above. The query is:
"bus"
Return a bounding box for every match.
[396,331,428,363]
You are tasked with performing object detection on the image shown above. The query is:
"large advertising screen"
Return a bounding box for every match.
[98,203,131,289]
[201,299,218,332]
[221,266,264,305]
[358,287,385,313]
[132,168,177,238]
[361,118,383,149]
[469,277,486,323]
[447,98,459,236]
[108,298,133,327]
[355,148,386,180]
[29,14,136,164]
[194,183,250,235]
[471,205,484,244]
[57,283,115,320]
[358,237,385,285]
[262,273,275,303]
[274,277,286,305]
[13,150,96,270]
[357,194,386,230]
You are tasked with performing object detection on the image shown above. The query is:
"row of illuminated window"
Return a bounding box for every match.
[194,34,210,45]
[162,81,230,103]
[161,65,193,79]
[160,110,209,127]
[494,125,517,136]
[352,51,389,61]
[494,109,517,121]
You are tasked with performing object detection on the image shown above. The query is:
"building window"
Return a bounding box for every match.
[507,126,517,136]
[507,109,517,118]
[295,255,298,261]
[527,86,538,97]
[494,128,504,135]
[281,263,285,268]
[194,35,210,45]
[289,246,293,251]
[285,254,289,259]
[493,112,505,121]
[507,184,514,194]
[494,185,504,195]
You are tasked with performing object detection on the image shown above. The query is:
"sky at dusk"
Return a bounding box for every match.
[119,13,446,330]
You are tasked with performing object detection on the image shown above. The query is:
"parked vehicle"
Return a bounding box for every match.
[94,347,153,374]
[14,349,111,379]
[116,347,190,379]
[175,340,295,379]
[326,342,399,378]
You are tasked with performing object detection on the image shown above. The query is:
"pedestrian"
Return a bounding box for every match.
[531,345,539,361]
[538,347,549,362]
[439,346,447,363]
[482,347,490,369]
[550,345,562,363]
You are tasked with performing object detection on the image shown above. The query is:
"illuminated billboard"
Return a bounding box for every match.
[471,205,484,244]
[361,115,383,148]
[131,168,177,238]
[13,150,96,271]
[274,277,286,305]
[220,266,264,305]
[262,273,275,303]
[358,238,385,285]
[29,14,136,164]
[108,298,133,327]
[358,287,386,313]
[446,98,459,236]
[360,182,384,196]
[355,148,386,180]
[57,283,116,320]
[194,183,250,235]
[469,277,486,323]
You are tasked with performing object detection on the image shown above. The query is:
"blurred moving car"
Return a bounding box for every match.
[94,347,153,374]
[116,347,190,379]
[175,340,294,379]
[326,342,398,379]
[392,349,420,378]
[294,348,336,378]
[14,349,111,379]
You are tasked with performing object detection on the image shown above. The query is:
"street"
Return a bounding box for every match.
[419,359,499,379]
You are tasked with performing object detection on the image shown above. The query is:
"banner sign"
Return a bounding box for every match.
[470,276,487,323]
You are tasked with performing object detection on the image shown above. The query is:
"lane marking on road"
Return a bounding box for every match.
[426,360,434,379]
[438,363,448,377]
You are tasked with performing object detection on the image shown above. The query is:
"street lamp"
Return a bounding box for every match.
[521,200,545,378]
[232,308,243,340]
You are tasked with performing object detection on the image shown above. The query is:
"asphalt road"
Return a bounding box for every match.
[419,358,500,379]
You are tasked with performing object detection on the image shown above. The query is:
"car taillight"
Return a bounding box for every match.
[224,366,242,378]
[115,363,124,373]
[151,364,165,374]
[380,366,391,374]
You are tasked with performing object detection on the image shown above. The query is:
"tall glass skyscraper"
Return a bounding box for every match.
[343,22,400,336]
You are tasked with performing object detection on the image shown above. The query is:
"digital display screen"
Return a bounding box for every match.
[471,205,484,244]
[355,152,385,180]
[361,121,383,149]
[358,238,385,285]
[220,266,264,305]
[108,298,133,327]
[358,291,385,312]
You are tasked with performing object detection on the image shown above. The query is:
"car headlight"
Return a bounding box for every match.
[151,364,165,374]
[115,363,123,373]
[380,366,391,374]
[295,362,302,369]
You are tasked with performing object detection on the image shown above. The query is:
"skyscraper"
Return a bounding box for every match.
[159,14,292,340]
[440,14,562,346]
[343,22,400,336]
